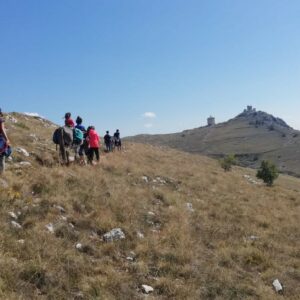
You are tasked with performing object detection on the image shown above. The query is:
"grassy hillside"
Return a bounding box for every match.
[0,113,299,299]
[126,110,300,177]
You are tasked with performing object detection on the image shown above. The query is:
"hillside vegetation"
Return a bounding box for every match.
[126,109,300,177]
[0,113,299,299]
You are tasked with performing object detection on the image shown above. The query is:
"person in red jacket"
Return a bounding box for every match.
[87,126,100,164]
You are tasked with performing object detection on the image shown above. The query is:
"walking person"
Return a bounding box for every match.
[0,109,10,174]
[104,131,112,152]
[74,116,86,164]
[113,129,122,151]
[87,126,100,165]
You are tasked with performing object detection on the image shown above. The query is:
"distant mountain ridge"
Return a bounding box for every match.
[126,108,300,177]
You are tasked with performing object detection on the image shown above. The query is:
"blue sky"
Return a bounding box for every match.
[1,0,300,136]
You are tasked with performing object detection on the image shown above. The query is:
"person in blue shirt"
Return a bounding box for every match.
[75,116,87,164]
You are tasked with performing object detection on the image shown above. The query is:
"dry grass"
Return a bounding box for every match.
[0,113,299,299]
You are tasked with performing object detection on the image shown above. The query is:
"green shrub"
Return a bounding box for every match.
[220,155,236,172]
[256,160,279,186]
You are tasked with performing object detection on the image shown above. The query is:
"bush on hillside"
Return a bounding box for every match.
[220,155,236,172]
[256,160,279,186]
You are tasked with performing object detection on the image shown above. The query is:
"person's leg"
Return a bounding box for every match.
[95,148,100,161]
[89,148,95,163]
[0,154,5,174]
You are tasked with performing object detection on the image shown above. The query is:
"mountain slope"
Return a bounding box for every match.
[126,109,300,177]
[0,112,299,299]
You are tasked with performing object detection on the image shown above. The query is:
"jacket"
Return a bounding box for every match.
[88,129,100,148]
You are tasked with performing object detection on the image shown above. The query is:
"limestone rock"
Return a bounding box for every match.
[15,147,30,157]
[273,279,283,293]
[141,284,154,294]
[103,228,125,242]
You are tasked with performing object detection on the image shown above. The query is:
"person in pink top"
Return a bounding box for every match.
[87,126,100,164]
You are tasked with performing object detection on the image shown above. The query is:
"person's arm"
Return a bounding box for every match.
[0,122,9,145]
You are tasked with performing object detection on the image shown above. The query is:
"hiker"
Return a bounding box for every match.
[74,116,86,163]
[113,129,122,151]
[0,109,10,174]
[64,112,75,128]
[104,131,112,152]
[87,126,100,165]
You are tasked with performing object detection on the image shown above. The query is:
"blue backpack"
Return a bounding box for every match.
[73,128,84,145]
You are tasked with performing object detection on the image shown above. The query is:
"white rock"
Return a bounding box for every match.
[103,228,125,242]
[142,284,154,294]
[148,211,155,216]
[76,243,83,250]
[186,203,195,212]
[8,211,18,220]
[249,235,259,241]
[142,176,149,183]
[69,223,75,229]
[19,161,32,167]
[126,256,134,261]
[45,223,55,233]
[273,279,283,293]
[15,147,30,157]
[11,221,22,229]
[137,231,144,239]
[54,205,66,213]
[18,239,25,244]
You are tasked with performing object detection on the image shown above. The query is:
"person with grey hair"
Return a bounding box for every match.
[0,109,10,174]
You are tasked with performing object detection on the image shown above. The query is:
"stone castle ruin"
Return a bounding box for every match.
[207,116,215,126]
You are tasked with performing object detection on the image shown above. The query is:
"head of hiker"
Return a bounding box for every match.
[64,112,75,127]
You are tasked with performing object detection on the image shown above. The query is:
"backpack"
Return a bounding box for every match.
[53,127,73,147]
[0,136,7,155]
[73,128,84,145]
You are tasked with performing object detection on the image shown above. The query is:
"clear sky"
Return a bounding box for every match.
[1,0,300,136]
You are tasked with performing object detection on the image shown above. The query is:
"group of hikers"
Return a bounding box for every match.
[0,109,123,175]
[53,112,122,165]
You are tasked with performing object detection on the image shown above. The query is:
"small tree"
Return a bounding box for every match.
[256,160,279,186]
[220,155,236,172]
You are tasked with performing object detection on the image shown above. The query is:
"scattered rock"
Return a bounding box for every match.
[59,215,67,221]
[54,205,66,214]
[243,174,261,185]
[19,161,32,167]
[186,202,195,212]
[273,279,283,293]
[8,211,18,220]
[75,243,83,250]
[142,176,149,183]
[148,211,155,216]
[15,147,30,157]
[103,228,125,242]
[249,235,259,241]
[45,223,55,234]
[18,239,25,244]
[137,231,144,239]
[141,284,154,294]
[11,221,22,229]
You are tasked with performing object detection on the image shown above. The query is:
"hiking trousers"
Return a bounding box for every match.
[88,148,99,163]
[0,155,5,174]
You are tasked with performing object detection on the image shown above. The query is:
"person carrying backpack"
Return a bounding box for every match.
[104,131,112,152]
[0,109,10,174]
[87,126,100,165]
[75,116,86,164]
[113,129,122,151]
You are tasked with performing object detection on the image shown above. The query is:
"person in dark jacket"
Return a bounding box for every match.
[104,131,112,152]
[113,129,122,151]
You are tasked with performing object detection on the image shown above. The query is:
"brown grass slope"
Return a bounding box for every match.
[126,110,300,177]
[0,113,299,299]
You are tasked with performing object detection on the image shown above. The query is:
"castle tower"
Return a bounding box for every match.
[207,116,215,126]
